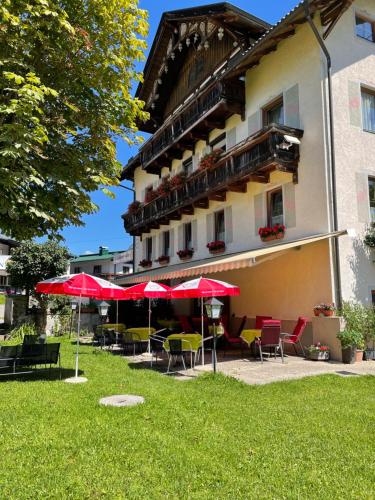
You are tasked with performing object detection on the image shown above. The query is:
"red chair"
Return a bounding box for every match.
[281,317,308,356]
[223,323,246,357]
[255,320,284,363]
[255,315,272,329]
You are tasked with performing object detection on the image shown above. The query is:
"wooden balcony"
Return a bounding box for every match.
[122,124,304,236]
[125,79,245,177]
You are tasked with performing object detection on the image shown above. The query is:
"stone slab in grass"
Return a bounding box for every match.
[99,395,145,407]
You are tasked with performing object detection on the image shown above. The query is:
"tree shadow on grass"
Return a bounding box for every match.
[0,367,84,382]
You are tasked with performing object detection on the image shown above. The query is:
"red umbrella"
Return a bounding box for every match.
[36,273,127,383]
[123,281,172,353]
[171,278,240,366]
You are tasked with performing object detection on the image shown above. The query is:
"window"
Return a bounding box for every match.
[210,133,226,153]
[93,265,102,275]
[263,97,284,126]
[184,222,193,250]
[122,266,130,274]
[362,88,375,133]
[369,178,375,223]
[372,290,375,307]
[146,237,152,261]
[214,210,225,241]
[183,157,193,177]
[163,231,170,257]
[356,15,375,42]
[0,276,8,286]
[73,266,81,274]
[267,188,284,226]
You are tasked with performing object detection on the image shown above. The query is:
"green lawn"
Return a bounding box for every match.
[0,294,5,305]
[0,340,374,499]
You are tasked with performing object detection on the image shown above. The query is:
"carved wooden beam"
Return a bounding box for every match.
[194,198,209,209]
[181,205,195,215]
[248,174,270,184]
[169,211,182,221]
[228,183,247,193]
[208,190,227,202]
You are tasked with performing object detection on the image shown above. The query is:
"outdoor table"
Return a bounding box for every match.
[125,327,156,342]
[240,329,261,347]
[157,319,180,330]
[164,333,202,352]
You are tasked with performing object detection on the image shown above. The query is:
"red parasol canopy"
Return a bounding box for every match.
[35,273,127,300]
[171,277,240,299]
[122,281,172,300]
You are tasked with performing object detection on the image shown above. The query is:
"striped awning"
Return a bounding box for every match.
[115,231,347,285]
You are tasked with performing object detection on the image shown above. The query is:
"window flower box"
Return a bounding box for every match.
[306,344,330,361]
[156,256,170,265]
[139,259,152,268]
[145,188,158,203]
[177,249,194,260]
[170,173,186,189]
[156,177,171,197]
[198,148,223,171]
[207,240,225,254]
[258,224,286,242]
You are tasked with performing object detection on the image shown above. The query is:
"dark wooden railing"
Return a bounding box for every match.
[123,125,303,236]
[138,80,245,170]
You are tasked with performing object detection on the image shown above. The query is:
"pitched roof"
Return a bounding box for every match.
[71,250,126,264]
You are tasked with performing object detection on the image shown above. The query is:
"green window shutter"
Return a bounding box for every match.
[192,220,198,251]
[225,206,233,244]
[284,84,300,129]
[284,183,296,228]
[248,111,260,136]
[356,173,370,223]
[169,228,174,257]
[348,81,362,128]
[178,225,184,251]
[226,128,237,150]
[254,193,265,235]
[206,213,214,243]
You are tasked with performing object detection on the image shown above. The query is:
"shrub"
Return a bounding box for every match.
[363,227,375,248]
[337,329,365,350]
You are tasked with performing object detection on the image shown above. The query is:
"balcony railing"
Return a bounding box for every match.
[137,80,245,172]
[123,124,304,236]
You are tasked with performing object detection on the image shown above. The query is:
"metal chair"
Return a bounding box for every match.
[281,317,308,357]
[120,331,141,356]
[149,335,166,367]
[166,339,195,373]
[255,320,284,363]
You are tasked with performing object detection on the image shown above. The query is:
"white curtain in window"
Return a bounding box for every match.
[362,91,375,132]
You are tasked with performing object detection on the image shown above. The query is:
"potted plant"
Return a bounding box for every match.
[198,148,223,171]
[145,187,158,203]
[258,224,286,242]
[156,176,171,197]
[156,255,170,265]
[336,329,365,364]
[207,240,225,254]
[177,248,194,260]
[128,200,142,214]
[340,301,375,361]
[313,303,335,317]
[306,343,330,361]
[139,259,152,268]
[170,173,186,189]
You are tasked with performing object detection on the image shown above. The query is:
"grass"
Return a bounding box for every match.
[0,294,5,305]
[0,339,374,499]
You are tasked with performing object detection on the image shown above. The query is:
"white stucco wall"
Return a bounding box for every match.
[132,21,332,275]
[326,0,375,304]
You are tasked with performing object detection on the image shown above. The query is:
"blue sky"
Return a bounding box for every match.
[62,0,298,256]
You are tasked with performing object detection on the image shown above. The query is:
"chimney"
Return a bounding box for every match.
[99,246,109,255]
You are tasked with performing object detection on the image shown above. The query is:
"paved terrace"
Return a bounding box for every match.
[125,351,375,385]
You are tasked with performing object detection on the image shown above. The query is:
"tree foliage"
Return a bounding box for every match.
[0,0,148,240]
[6,240,70,332]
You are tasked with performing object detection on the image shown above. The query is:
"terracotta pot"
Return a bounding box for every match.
[355,350,364,362]
[158,258,170,265]
[261,235,276,242]
[209,247,225,255]
[313,309,321,317]
[323,310,334,317]
[179,255,193,261]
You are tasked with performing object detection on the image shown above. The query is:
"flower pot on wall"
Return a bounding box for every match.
[261,235,276,243]
[342,346,356,364]
[308,351,330,361]
[323,310,334,317]
[209,248,225,255]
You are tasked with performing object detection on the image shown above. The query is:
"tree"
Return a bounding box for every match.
[0,0,148,240]
[6,241,70,333]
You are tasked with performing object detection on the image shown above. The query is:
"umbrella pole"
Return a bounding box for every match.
[201,297,205,366]
[116,300,119,345]
[75,294,82,379]
[148,298,151,354]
